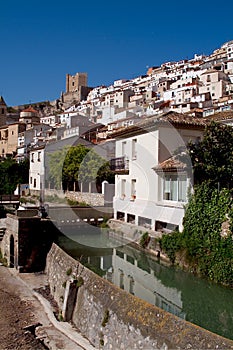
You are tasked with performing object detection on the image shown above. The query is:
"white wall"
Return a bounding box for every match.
[29,148,45,192]
[113,124,203,231]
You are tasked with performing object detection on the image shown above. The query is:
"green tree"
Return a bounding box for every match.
[78,149,114,191]
[62,145,90,191]
[18,158,29,184]
[48,146,70,189]
[97,161,115,185]
[51,144,115,192]
[0,157,29,194]
[187,121,233,188]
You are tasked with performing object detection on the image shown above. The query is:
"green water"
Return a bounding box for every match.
[55,226,233,341]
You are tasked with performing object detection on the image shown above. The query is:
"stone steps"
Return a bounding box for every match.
[0,228,6,241]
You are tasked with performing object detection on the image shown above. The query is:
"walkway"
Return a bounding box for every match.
[0,266,95,350]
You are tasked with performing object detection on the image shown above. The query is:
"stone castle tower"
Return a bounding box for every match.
[66,72,87,93]
[0,96,7,127]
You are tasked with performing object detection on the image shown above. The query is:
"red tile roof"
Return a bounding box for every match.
[153,156,187,172]
[22,106,38,114]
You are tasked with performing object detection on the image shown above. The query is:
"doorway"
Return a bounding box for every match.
[10,235,14,268]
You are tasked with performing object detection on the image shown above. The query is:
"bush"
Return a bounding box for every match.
[160,230,184,264]
[159,182,233,287]
[139,232,150,249]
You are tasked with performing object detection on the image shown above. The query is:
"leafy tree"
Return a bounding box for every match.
[0,157,29,194]
[62,145,90,191]
[18,158,29,184]
[48,144,115,192]
[78,149,114,190]
[187,121,233,189]
[96,161,115,185]
[62,145,114,192]
[48,146,70,189]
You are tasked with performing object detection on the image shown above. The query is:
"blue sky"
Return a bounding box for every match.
[1,0,233,106]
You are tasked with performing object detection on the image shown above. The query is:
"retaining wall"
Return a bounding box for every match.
[1,213,56,272]
[46,243,233,349]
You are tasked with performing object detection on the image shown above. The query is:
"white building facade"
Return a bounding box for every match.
[29,146,45,194]
[112,114,205,232]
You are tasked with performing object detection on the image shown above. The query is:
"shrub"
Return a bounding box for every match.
[159,182,233,287]
[139,232,150,249]
[66,267,72,276]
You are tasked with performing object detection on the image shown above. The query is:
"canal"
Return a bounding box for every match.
[55,224,233,341]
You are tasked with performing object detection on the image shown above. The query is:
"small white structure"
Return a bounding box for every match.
[29,145,45,195]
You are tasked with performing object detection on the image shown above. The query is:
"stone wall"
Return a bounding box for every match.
[45,243,233,349]
[1,213,57,272]
[44,189,105,207]
[65,191,104,206]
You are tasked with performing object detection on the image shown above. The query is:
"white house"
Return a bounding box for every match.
[199,69,229,100]
[111,112,206,232]
[29,145,45,195]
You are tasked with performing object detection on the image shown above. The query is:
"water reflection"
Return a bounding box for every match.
[56,230,233,341]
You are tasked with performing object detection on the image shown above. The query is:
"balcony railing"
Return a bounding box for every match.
[110,156,129,174]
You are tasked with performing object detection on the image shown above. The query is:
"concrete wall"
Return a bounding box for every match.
[45,243,233,349]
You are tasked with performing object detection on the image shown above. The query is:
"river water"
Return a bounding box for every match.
[55,224,233,341]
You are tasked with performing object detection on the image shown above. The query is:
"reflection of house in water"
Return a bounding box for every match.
[109,248,185,319]
[84,255,113,278]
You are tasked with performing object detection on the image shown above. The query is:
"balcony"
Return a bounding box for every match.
[110,156,129,174]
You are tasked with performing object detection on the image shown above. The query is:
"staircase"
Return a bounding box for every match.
[0,228,6,241]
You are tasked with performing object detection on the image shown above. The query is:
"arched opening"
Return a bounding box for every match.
[10,235,14,268]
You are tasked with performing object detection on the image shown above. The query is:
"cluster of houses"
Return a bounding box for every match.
[1,40,233,234]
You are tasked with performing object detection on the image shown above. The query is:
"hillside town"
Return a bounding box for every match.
[0,40,233,350]
[0,40,233,233]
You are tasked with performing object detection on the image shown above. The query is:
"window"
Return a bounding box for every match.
[33,178,36,188]
[38,152,41,162]
[207,75,211,82]
[132,139,137,159]
[119,270,124,289]
[129,276,135,295]
[30,177,32,184]
[11,131,14,135]
[121,179,126,198]
[31,153,34,162]
[122,141,126,156]
[163,174,187,202]
[131,179,136,199]
[1,108,4,114]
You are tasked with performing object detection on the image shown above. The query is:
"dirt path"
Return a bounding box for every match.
[0,266,94,350]
[0,266,45,349]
